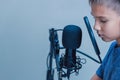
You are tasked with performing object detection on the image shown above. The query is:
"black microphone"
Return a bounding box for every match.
[62,25,82,79]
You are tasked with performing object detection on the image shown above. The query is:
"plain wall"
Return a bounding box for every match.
[0,0,111,80]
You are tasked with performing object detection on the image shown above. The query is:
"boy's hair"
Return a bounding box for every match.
[89,0,120,14]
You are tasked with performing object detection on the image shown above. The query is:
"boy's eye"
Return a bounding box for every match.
[100,20,108,23]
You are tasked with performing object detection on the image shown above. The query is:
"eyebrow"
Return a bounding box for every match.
[90,12,107,19]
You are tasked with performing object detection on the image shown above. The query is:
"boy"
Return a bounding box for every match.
[89,0,120,80]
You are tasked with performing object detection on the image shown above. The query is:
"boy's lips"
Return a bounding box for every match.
[98,34,104,38]
[97,32,103,37]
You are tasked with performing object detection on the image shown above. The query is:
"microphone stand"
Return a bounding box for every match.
[46,28,63,80]
[84,16,102,63]
[46,28,55,80]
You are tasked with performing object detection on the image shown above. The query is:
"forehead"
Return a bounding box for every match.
[91,4,119,18]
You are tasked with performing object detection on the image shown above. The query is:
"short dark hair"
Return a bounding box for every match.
[89,0,120,14]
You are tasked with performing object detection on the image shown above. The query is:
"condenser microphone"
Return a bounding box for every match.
[62,25,82,49]
[62,25,82,79]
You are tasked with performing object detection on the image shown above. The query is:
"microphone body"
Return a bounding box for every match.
[61,25,82,79]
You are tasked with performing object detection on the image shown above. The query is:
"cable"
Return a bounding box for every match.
[76,50,101,64]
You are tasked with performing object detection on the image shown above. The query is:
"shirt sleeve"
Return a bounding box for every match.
[96,41,117,79]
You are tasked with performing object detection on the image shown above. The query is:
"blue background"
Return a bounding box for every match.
[0,0,110,80]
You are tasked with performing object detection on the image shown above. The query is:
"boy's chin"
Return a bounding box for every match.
[101,38,113,42]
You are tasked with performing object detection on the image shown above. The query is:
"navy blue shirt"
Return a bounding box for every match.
[96,41,120,80]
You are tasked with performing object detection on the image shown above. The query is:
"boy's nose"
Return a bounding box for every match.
[93,23,101,31]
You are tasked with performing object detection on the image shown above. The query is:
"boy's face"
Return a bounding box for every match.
[91,4,120,43]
